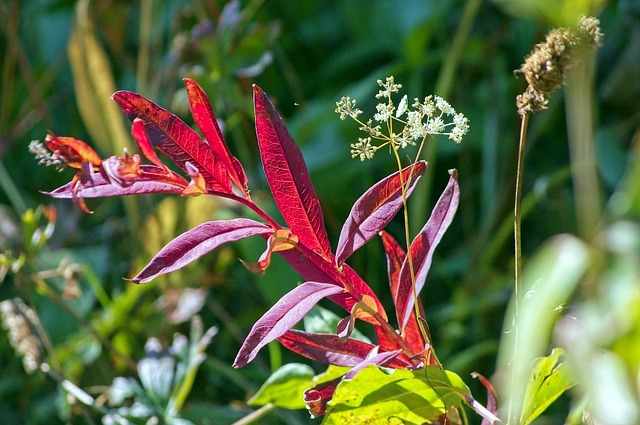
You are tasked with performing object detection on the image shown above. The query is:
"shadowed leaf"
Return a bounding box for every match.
[233,281,344,367]
[278,329,411,368]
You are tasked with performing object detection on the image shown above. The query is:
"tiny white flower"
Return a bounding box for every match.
[350,137,376,161]
[396,95,408,117]
[435,96,455,115]
[453,113,469,133]
[374,102,394,122]
[427,116,445,133]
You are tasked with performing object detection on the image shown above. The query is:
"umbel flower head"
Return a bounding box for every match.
[516,16,603,116]
[336,76,469,161]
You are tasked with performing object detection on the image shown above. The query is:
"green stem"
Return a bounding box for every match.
[507,112,529,424]
[232,403,276,425]
[566,58,600,241]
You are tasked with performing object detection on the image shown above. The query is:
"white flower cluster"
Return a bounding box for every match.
[335,76,469,161]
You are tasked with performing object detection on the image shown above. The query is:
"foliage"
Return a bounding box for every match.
[1,0,639,424]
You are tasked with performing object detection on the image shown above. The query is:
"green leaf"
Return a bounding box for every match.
[68,0,133,155]
[324,366,469,424]
[248,363,315,409]
[520,348,578,425]
[303,305,371,343]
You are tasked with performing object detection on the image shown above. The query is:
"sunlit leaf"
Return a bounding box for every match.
[44,165,188,199]
[253,84,332,258]
[325,365,469,424]
[335,161,427,265]
[521,348,577,425]
[184,78,249,194]
[248,363,315,409]
[112,90,232,193]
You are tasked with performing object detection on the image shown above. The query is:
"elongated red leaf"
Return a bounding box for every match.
[277,238,387,324]
[279,329,411,369]
[112,90,232,193]
[253,85,332,258]
[184,78,248,194]
[45,165,188,199]
[343,348,403,379]
[336,161,427,265]
[378,231,426,354]
[233,281,344,367]
[131,218,272,283]
[396,170,459,331]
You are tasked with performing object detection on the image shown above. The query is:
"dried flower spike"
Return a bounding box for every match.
[516,16,603,116]
[0,298,44,374]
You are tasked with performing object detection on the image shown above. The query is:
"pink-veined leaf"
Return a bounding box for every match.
[380,230,405,302]
[112,90,232,193]
[277,240,387,324]
[396,170,459,331]
[379,231,426,354]
[343,347,403,379]
[184,78,249,194]
[131,218,272,284]
[278,329,411,369]
[335,161,427,265]
[253,84,332,258]
[233,281,344,367]
[44,164,188,199]
[130,118,169,170]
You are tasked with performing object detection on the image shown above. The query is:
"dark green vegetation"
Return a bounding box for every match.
[1,1,638,424]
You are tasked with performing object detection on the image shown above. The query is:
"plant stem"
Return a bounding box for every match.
[232,403,275,425]
[514,114,529,313]
[507,112,529,424]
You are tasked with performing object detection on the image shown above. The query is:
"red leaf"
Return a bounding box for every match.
[112,90,232,193]
[45,164,188,199]
[278,330,375,366]
[253,85,332,258]
[471,372,500,425]
[380,230,406,303]
[184,78,249,194]
[335,161,427,265]
[278,329,411,369]
[343,347,402,379]
[233,281,344,367]
[379,231,426,354]
[45,134,102,168]
[304,377,341,418]
[278,243,388,325]
[395,170,459,331]
[131,218,272,283]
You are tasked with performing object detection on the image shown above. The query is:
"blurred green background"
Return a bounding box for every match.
[1,0,639,424]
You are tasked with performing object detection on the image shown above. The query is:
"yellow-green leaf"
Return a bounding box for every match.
[68,0,132,155]
[521,348,578,425]
[324,366,469,424]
